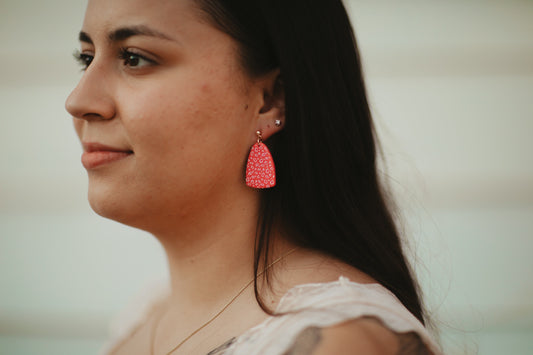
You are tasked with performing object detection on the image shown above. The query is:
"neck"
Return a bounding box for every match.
[152,185,260,310]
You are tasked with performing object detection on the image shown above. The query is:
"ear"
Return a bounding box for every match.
[255,70,285,141]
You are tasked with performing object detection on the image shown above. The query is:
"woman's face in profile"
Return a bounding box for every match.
[65,0,262,230]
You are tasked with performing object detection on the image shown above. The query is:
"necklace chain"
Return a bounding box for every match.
[150,248,298,355]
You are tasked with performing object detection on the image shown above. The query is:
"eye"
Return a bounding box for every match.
[118,48,156,68]
[73,50,94,70]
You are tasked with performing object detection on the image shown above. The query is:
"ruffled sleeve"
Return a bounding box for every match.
[227,277,442,355]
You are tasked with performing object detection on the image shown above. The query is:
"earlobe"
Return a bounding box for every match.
[256,73,285,141]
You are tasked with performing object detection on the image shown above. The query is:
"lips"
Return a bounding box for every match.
[81,142,133,169]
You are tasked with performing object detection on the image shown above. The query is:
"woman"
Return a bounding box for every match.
[66,0,442,354]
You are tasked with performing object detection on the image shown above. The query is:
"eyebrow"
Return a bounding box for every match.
[79,31,93,44]
[78,25,177,45]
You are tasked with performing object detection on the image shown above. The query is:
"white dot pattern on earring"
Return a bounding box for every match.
[245,142,276,189]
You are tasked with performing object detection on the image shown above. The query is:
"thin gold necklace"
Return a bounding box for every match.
[150,248,298,355]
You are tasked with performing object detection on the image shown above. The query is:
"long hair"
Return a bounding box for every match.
[195,0,426,324]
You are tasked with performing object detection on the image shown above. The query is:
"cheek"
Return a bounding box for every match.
[132,75,248,139]
[122,82,251,183]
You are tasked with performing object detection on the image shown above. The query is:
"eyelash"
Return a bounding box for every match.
[73,48,156,70]
[73,50,93,70]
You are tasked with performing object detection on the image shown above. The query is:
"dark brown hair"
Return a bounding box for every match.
[196,0,426,324]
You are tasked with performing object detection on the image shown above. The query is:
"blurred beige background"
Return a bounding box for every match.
[1,0,532,354]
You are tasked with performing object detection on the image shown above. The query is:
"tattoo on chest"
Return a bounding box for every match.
[206,337,236,355]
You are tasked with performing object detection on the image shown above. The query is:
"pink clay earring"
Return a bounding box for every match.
[245,130,276,189]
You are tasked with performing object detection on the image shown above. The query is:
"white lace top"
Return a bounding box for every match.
[101,277,442,355]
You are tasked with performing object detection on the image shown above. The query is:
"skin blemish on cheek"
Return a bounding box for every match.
[244,104,249,110]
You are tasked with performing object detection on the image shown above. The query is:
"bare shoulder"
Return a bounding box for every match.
[280,248,376,287]
[282,317,434,355]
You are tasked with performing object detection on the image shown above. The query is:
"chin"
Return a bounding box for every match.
[87,180,132,223]
[86,181,164,233]
[88,189,122,220]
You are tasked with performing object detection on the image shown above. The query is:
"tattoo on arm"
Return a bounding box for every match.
[283,321,433,355]
[283,326,323,355]
[396,332,432,355]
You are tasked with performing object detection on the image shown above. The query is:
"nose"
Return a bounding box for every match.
[65,64,116,121]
